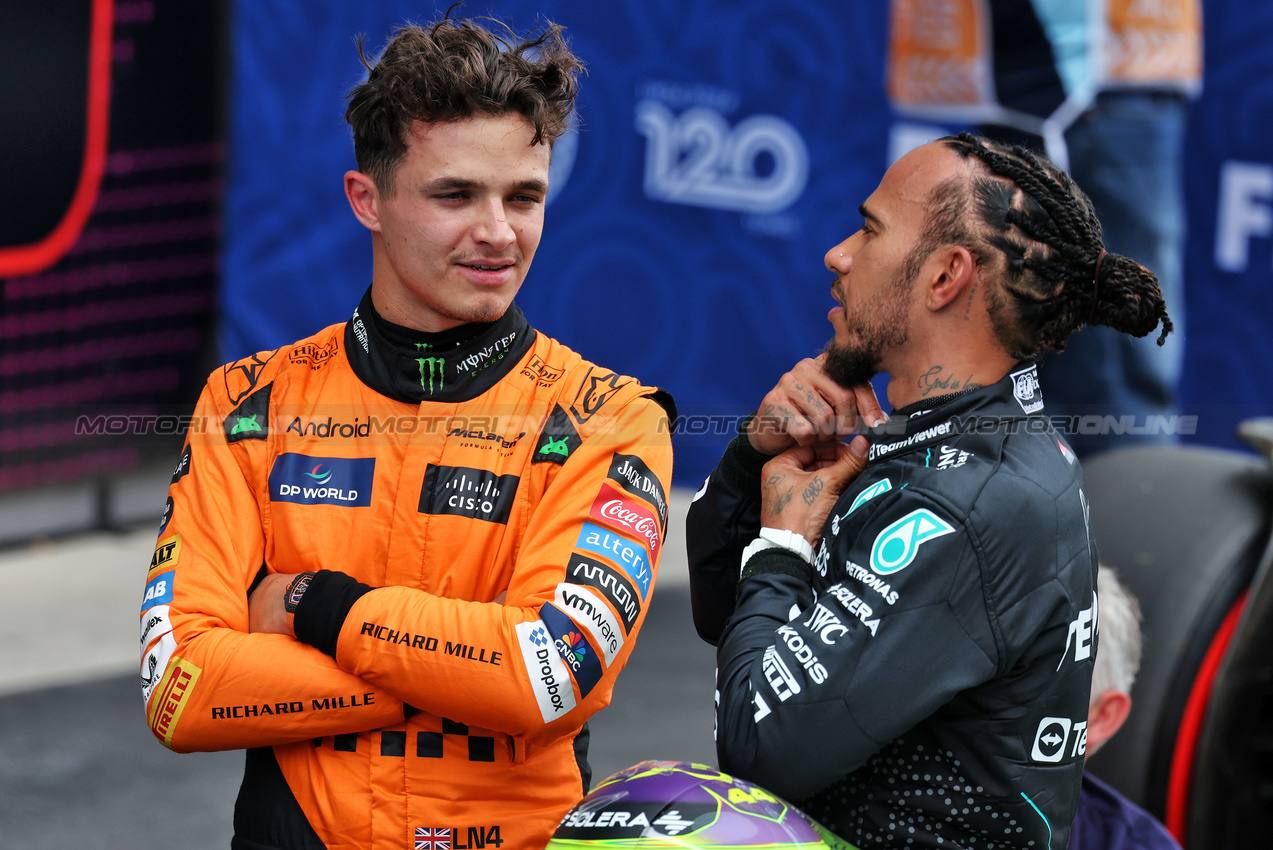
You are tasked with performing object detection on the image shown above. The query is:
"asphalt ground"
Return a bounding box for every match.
[0,489,719,849]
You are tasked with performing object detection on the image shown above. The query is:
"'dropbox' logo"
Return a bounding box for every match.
[269,454,374,507]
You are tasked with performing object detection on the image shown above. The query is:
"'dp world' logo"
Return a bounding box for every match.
[269,454,375,507]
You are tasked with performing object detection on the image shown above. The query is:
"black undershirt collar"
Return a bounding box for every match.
[343,287,536,404]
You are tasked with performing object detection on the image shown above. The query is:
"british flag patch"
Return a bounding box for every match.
[415,827,451,849]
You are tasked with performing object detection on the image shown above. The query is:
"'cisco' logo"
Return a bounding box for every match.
[419,465,519,524]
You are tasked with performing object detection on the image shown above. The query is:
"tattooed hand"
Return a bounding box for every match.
[748,354,886,456]
[760,435,870,545]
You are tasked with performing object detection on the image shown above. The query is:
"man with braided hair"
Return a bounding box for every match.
[687,133,1170,848]
[886,0,1199,457]
[141,14,674,849]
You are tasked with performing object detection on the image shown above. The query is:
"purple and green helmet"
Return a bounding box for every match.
[547,760,858,849]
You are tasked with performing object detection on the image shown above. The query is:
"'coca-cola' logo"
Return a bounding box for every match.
[589,483,661,559]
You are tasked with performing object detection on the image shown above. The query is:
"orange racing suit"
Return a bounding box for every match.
[140,290,675,849]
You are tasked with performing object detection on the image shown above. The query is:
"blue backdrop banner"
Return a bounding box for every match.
[222,0,1272,485]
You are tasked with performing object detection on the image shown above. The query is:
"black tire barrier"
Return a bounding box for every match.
[1082,443,1271,841]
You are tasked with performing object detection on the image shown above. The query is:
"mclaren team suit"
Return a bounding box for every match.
[687,366,1096,849]
[140,289,675,849]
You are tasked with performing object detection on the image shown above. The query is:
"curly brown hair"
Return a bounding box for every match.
[344,14,585,196]
[935,132,1173,358]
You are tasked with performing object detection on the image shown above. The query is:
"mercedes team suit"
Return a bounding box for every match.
[140,289,675,849]
[687,366,1096,850]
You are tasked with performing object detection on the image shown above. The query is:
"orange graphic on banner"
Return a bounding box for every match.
[1105,0,1202,86]
[888,0,992,108]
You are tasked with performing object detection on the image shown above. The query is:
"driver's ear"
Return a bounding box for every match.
[345,170,381,232]
[926,246,977,312]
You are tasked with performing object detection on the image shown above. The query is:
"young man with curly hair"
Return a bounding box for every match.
[140,16,674,849]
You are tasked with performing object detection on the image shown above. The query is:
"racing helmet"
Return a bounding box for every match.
[547,760,853,848]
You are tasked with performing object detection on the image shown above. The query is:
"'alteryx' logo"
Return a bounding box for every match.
[576,521,651,599]
[269,454,374,507]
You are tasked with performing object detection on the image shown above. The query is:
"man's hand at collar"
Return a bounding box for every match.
[760,435,870,546]
[747,354,885,456]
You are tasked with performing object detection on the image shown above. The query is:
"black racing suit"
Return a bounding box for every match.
[687,365,1097,850]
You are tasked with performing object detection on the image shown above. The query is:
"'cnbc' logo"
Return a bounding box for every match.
[304,464,333,485]
[230,414,261,435]
[557,631,589,668]
[415,343,445,395]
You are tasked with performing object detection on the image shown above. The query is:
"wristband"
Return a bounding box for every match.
[740,527,815,571]
[757,527,815,563]
[284,571,316,614]
[740,536,779,571]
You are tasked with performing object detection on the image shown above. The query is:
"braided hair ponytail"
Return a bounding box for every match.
[941,133,1172,357]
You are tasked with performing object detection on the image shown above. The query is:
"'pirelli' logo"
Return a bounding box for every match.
[147,656,202,747]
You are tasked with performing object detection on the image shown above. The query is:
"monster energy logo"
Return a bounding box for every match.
[230,415,261,435]
[415,344,445,395]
